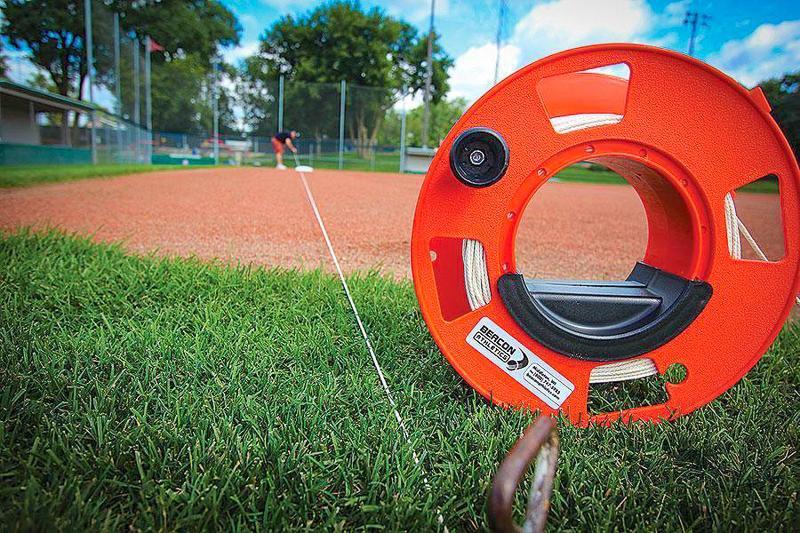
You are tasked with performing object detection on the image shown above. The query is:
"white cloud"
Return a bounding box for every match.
[707,20,800,86]
[222,40,259,66]
[447,0,660,103]
[447,43,521,102]
[382,0,450,25]
[510,0,657,62]
[662,0,690,26]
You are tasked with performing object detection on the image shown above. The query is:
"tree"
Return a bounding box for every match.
[247,0,452,153]
[236,56,280,138]
[0,41,8,78]
[2,0,88,98]
[1,0,240,122]
[115,0,241,69]
[380,97,468,147]
[760,71,800,159]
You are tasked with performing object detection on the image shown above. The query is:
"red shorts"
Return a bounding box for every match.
[271,137,284,154]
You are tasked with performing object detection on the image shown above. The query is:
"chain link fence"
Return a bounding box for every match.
[149,79,409,172]
[2,1,413,171]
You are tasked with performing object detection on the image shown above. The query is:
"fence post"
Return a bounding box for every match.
[145,36,152,165]
[84,0,97,164]
[399,88,407,173]
[113,13,123,160]
[133,38,141,163]
[212,57,219,165]
[278,75,284,132]
[338,80,346,170]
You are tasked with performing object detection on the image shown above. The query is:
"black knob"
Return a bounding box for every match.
[449,127,509,187]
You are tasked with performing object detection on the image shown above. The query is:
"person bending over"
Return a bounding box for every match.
[271,130,298,169]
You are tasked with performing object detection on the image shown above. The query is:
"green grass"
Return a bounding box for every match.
[554,165,627,185]
[554,165,781,193]
[1,230,798,530]
[0,164,191,188]
[243,151,402,173]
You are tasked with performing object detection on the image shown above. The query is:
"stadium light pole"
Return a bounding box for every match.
[84,0,97,164]
[421,0,435,148]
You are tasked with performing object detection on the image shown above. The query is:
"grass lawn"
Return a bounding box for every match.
[1,230,798,530]
[553,166,781,193]
[0,164,191,188]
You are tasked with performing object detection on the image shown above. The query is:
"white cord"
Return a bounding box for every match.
[461,238,656,383]
[297,170,446,528]
[462,239,492,309]
[725,192,800,306]
[550,113,623,134]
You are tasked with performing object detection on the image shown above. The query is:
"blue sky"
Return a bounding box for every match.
[222,0,800,102]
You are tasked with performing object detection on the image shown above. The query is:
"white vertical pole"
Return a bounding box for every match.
[145,36,152,165]
[133,37,140,162]
[278,75,284,132]
[338,80,345,170]
[113,13,123,159]
[422,0,435,148]
[212,57,219,165]
[84,0,97,163]
[399,89,407,173]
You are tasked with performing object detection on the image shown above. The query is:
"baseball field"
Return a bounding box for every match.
[0,165,796,530]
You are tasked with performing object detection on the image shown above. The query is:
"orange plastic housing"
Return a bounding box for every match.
[410,44,800,426]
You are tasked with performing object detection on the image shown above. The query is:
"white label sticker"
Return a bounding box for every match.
[466,317,574,409]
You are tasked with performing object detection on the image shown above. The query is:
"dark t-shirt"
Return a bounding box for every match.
[274,131,291,143]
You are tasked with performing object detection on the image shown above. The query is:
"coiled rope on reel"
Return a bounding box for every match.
[412,44,800,426]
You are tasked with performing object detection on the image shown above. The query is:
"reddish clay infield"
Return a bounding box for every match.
[0,167,786,281]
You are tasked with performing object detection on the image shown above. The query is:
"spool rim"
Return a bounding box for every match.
[411,44,800,425]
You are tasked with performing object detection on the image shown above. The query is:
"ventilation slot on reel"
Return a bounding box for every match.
[537,63,630,134]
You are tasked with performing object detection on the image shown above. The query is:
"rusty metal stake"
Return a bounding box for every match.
[489,416,559,533]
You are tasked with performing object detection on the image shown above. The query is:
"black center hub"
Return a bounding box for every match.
[450,127,509,187]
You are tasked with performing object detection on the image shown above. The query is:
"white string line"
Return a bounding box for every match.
[296,170,445,527]
[726,192,800,306]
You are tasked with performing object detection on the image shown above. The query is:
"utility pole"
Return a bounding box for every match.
[493,0,508,85]
[683,10,711,57]
[421,0,435,148]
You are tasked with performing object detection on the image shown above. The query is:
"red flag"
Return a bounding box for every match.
[148,39,165,53]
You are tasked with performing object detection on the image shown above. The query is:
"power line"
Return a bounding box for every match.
[683,10,711,57]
